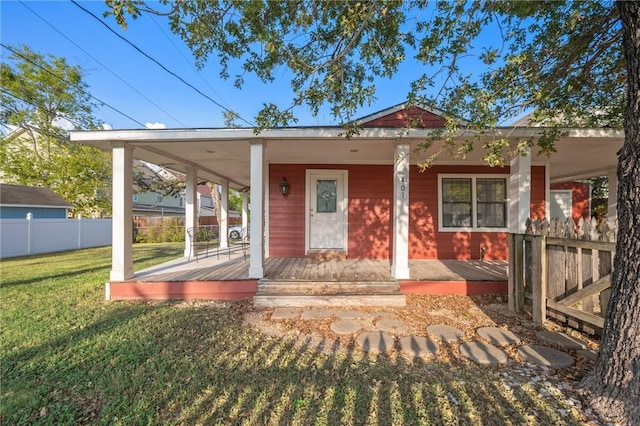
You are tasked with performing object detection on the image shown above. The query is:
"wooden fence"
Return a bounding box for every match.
[509,217,616,335]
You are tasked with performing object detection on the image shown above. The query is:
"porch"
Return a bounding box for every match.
[107,246,508,305]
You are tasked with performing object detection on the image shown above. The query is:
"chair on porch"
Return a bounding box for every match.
[187,226,220,262]
[240,227,249,260]
[229,227,249,260]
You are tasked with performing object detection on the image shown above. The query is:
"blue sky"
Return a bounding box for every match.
[1,0,420,130]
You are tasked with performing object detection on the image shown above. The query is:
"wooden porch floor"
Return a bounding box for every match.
[132,248,508,283]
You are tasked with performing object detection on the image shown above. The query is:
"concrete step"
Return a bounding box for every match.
[253,294,407,308]
[257,280,400,295]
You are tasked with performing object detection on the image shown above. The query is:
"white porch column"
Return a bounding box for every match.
[220,180,229,248]
[607,168,618,226]
[509,150,532,233]
[110,142,134,281]
[184,166,198,257]
[391,142,411,279]
[249,141,264,278]
[242,190,249,230]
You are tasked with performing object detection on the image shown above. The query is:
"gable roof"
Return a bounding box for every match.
[356,102,466,128]
[0,184,73,208]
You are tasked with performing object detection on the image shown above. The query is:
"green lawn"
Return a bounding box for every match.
[2,243,585,425]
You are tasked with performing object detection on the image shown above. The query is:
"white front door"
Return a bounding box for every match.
[307,170,348,251]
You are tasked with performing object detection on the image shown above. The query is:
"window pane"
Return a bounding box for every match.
[442,178,472,227]
[477,203,506,227]
[477,178,506,202]
[442,178,471,202]
[317,180,337,213]
[443,203,472,227]
[477,178,507,227]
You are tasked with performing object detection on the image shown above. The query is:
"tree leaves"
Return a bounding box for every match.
[0,45,111,217]
[107,1,624,163]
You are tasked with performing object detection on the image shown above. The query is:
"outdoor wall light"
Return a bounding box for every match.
[279,177,290,198]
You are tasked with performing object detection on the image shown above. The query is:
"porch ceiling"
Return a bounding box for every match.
[70,127,624,189]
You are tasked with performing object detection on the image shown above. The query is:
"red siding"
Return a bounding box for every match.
[551,181,591,222]
[269,165,308,257]
[401,280,507,295]
[347,165,393,258]
[269,164,393,258]
[409,165,511,260]
[361,106,446,128]
[530,166,547,220]
[108,281,257,300]
[269,164,546,261]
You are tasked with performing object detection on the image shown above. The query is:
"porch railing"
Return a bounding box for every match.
[509,217,616,335]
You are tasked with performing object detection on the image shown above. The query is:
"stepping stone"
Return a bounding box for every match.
[271,308,300,320]
[459,342,508,364]
[301,309,334,320]
[399,336,439,358]
[427,324,464,343]
[576,349,598,361]
[536,331,587,350]
[518,344,575,368]
[335,310,365,320]
[370,311,397,319]
[477,327,521,346]
[356,331,395,353]
[330,319,362,335]
[376,319,409,334]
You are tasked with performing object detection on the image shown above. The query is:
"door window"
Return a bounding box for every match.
[316,180,337,213]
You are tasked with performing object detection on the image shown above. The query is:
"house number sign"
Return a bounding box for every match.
[399,176,407,199]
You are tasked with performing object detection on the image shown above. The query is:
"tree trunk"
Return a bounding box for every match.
[210,183,222,226]
[580,2,640,425]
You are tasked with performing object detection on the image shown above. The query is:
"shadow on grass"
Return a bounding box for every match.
[1,263,112,289]
[1,243,183,289]
[3,299,585,425]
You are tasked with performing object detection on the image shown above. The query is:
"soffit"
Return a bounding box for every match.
[70,127,623,188]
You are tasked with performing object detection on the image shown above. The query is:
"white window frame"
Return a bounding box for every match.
[438,174,509,232]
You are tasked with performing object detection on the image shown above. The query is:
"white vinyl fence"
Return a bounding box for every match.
[0,216,112,258]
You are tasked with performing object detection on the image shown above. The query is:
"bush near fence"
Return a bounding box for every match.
[132,216,241,243]
[133,217,184,243]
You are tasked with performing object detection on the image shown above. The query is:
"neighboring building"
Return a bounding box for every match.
[0,184,73,219]
[71,102,623,283]
[132,160,186,217]
[197,183,241,225]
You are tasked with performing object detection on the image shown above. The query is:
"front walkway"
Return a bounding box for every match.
[265,306,589,368]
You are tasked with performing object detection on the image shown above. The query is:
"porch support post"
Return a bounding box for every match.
[220,180,229,248]
[249,141,264,278]
[110,142,134,281]
[184,166,198,257]
[242,190,249,230]
[509,149,532,233]
[607,168,618,228]
[391,141,411,279]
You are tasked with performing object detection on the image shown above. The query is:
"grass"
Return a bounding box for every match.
[1,243,585,425]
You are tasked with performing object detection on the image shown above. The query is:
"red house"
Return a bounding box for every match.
[71,103,622,303]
